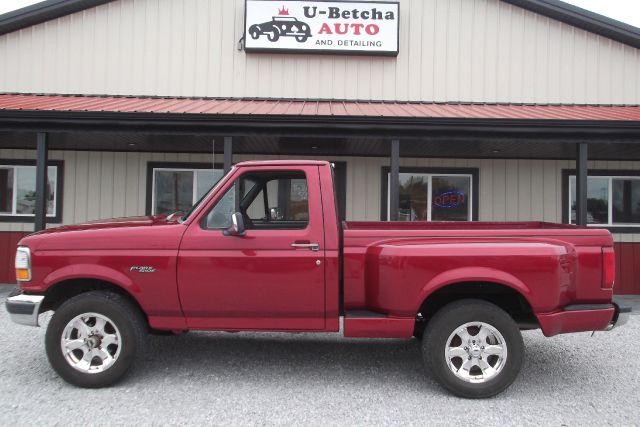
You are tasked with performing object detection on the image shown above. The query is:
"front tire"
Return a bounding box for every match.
[267,29,280,42]
[422,299,524,398]
[45,291,147,388]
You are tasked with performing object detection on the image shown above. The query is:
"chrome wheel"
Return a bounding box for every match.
[60,312,122,374]
[445,321,507,383]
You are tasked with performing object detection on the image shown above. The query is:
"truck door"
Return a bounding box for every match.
[177,166,326,331]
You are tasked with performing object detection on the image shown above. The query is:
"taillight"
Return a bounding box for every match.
[602,247,615,289]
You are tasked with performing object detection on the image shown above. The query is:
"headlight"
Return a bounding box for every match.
[15,247,31,282]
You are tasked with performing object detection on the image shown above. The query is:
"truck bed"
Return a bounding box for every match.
[345,220,595,231]
[342,221,611,241]
[341,220,615,338]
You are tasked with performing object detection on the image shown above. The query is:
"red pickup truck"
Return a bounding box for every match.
[6,160,630,398]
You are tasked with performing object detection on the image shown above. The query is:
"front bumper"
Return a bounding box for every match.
[5,287,44,327]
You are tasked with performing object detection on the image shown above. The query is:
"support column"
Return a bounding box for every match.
[389,139,400,221]
[576,142,588,226]
[224,136,233,174]
[34,132,49,232]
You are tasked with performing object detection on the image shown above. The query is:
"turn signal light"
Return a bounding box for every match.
[15,247,31,282]
[16,269,30,281]
[602,247,615,289]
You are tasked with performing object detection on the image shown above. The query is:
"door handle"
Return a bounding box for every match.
[290,242,320,251]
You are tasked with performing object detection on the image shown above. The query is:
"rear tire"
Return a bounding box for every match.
[422,299,523,398]
[45,291,147,388]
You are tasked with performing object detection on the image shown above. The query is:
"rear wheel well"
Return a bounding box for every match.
[415,282,537,337]
[40,279,149,329]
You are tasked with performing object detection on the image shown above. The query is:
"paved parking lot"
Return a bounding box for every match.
[0,286,638,426]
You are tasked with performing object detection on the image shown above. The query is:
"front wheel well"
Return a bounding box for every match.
[40,279,149,329]
[415,282,538,337]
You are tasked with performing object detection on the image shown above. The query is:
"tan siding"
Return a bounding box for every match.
[112,152,127,218]
[1,150,640,243]
[86,152,102,221]
[492,160,507,221]
[530,160,545,221]
[99,152,115,219]
[0,0,638,103]
[479,159,493,220]
[124,152,140,216]
[61,151,76,225]
[73,151,89,222]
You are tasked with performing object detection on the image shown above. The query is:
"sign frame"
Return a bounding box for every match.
[243,0,400,56]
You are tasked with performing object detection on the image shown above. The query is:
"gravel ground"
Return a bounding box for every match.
[0,286,638,426]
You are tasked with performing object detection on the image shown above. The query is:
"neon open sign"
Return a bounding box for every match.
[434,191,465,208]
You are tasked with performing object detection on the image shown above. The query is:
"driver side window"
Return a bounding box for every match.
[202,171,309,230]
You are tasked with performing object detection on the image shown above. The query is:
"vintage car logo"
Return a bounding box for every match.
[248,6,312,43]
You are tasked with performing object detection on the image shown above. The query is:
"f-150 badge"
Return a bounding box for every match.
[130,266,156,273]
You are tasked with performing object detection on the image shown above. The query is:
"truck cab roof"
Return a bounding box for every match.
[235,160,330,167]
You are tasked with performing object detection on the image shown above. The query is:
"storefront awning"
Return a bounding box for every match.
[1,93,639,121]
[1,93,640,143]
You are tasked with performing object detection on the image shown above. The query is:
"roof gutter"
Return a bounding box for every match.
[0,0,114,36]
[1,109,639,142]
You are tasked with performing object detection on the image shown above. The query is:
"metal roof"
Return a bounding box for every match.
[0,93,639,122]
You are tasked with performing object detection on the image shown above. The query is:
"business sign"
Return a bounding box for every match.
[433,191,466,209]
[244,0,399,55]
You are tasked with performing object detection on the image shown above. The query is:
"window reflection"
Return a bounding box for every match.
[613,179,640,224]
[153,168,224,215]
[391,172,472,221]
[570,175,640,225]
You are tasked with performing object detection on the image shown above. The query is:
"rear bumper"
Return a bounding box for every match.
[606,298,632,330]
[537,299,631,337]
[5,287,44,327]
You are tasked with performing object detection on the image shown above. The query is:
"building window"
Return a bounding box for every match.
[568,174,640,227]
[148,163,224,215]
[0,161,63,222]
[381,167,479,221]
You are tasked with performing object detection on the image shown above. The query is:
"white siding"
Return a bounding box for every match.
[1,149,640,243]
[0,0,638,103]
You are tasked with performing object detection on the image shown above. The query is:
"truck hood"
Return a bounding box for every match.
[20,215,186,251]
[30,215,172,235]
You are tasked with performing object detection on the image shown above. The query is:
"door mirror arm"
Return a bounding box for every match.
[223,212,246,237]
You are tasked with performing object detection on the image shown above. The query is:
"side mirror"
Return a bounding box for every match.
[224,212,246,236]
[165,211,183,222]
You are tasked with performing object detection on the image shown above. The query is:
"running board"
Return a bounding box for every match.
[343,310,414,338]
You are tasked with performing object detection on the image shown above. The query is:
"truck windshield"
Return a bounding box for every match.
[178,167,233,223]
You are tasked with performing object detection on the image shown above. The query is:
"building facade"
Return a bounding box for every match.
[1,0,640,293]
